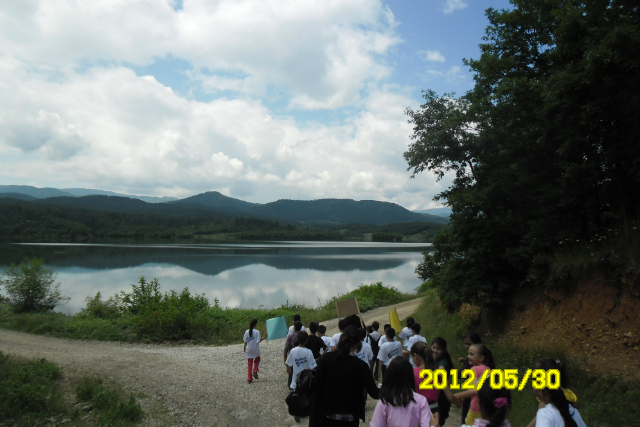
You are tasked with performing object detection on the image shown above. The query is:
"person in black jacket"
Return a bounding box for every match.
[311,325,379,427]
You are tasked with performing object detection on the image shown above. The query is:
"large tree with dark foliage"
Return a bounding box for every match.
[405,0,640,310]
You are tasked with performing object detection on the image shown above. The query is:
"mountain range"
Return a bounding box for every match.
[0,185,448,225]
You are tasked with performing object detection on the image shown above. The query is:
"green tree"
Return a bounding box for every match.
[405,0,640,310]
[0,257,70,312]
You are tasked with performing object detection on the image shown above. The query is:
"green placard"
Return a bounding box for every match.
[266,315,288,341]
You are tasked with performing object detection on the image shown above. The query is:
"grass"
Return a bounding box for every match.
[0,351,143,427]
[75,376,143,426]
[0,282,417,345]
[409,289,640,427]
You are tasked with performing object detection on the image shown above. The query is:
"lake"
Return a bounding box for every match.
[0,242,433,314]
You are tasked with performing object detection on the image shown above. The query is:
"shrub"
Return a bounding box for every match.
[79,291,121,320]
[0,257,70,313]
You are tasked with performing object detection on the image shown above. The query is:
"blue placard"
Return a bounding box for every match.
[266,315,288,341]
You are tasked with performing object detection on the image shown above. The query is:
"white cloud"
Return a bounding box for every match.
[0,0,451,209]
[442,0,468,14]
[418,50,445,63]
[423,65,466,83]
[0,0,401,111]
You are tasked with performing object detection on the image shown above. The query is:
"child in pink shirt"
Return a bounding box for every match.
[370,357,438,427]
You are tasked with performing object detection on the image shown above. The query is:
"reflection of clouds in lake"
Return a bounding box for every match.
[53,260,421,314]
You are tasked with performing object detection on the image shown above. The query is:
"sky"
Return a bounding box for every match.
[0,0,513,210]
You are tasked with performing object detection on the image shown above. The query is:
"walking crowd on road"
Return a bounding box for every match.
[243,314,587,427]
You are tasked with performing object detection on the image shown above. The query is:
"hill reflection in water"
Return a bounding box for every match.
[0,242,433,314]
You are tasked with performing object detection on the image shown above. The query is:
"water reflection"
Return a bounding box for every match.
[0,242,432,314]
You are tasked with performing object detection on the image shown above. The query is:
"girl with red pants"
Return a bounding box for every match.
[244,318,267,383]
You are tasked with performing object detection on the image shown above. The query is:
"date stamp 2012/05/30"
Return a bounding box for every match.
[418,369,561,391]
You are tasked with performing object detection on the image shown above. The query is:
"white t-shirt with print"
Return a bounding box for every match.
[379,335,397,346]
[243,329,261,359]
[377,341,403,366]
[399,327,414,348]
[354,341,374,364]
[320,336,332,354]
[285,347,317,389]
[407,334,427,348]
[288,325,306,334]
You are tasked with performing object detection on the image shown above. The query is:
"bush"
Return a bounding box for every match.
[325,282,410,312]
[119,277,210,341]
[0,257,70,313]
[79,291,122,320]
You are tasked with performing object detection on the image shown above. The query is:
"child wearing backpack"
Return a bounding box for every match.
[367,323,382,380]
[285,331,317,390]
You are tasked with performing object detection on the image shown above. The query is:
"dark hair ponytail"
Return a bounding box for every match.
[537,358,576,427]
[547,389,577,427]
[406,317,415,328]
[472,344,496,369]
[466,332,481,344]
[379,357,416,407]
[477,380,511,427]
[431,337,454,369]
[336,325,361,358]
[249,318,257,337]
[537,358,569,389]
[410,341,435,369]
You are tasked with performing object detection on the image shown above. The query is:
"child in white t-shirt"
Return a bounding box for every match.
[318,324,332,354]
[285,331,317,390]
[403,323,427,367]
[330,318,348,352]
[354,327,374,368]
[243,318,267,383]
[288,313,306,334]
[379,323,398,346]
[398,316,415,349]
[377,327,403,380]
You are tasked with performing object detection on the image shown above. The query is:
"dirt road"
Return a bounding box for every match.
[0,298,426,427]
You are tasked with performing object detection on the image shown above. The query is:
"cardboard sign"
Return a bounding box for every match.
[336,298,360,319]
[389,308,402,334]
[266,315,288,341]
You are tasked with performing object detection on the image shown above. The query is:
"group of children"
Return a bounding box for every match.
[243,315,587,427]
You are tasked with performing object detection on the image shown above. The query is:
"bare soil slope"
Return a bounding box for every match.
[501,281,640,380]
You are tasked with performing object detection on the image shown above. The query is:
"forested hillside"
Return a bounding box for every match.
[0,198,446,242]
[406,0,640,310]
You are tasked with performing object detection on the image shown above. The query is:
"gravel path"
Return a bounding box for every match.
[0,298,427,427]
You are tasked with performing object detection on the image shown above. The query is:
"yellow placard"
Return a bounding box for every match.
[389,308,402,333]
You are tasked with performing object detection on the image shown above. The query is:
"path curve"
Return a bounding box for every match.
[0,297,424,427]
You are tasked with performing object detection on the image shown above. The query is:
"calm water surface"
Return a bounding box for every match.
[0,242,433,314]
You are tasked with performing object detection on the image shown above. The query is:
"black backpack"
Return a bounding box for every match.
[285,368,315,417]
[368,333,380,358]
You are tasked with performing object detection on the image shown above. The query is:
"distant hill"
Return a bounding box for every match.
[1,185,448,226]
[0,192,38,201]
[0,185,74,198]
[62,188,177,203]
[414,207,451,218]
[246,199,447,225]
[171,191,256,212]
[34,195,236,219]
[0,185,177,203]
